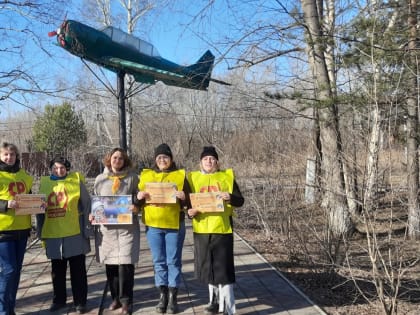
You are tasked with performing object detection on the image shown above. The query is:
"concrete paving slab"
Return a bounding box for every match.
[16,223,326,315]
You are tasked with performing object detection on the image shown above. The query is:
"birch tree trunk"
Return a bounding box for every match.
[407,0,420,239]
[323,0,359,215]
[301,0,353,237]
[124,0,135,156]
[363,2,399,215]
[126,96,133,156]
[363,106,381,213]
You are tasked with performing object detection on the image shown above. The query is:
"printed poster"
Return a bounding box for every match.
[190,192,225,213]
[145,182,177,204]
[14,194,47,215]
[91,195,132,224]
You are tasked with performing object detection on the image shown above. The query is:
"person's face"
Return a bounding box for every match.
[155,154,171,171]
[0,148,17,165]
[201,156,218,173]
[52,162,67,177]
[110,151,125,172]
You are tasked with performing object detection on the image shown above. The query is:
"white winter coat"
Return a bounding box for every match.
[93,167,140,264]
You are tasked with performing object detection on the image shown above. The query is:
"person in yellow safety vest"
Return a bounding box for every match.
[92,148,140,315]
[134,143,191,314]
[0,142,33,315]
[36,157,92,314]
[186,146,244,315]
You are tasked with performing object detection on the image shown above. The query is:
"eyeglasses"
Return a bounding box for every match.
[156,155,170,160]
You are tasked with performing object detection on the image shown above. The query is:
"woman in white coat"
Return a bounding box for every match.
[93,148,139,315]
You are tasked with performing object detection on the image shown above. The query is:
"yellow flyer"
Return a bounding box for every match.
[190,192,225,213]
[145,182,177,204]
[14,194,47,215]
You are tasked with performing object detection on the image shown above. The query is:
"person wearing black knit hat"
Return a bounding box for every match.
[154,143,173,160]
[37,157,91,314]
[134,143,191,314]
[186,146,244,315]
[200,146,218,161]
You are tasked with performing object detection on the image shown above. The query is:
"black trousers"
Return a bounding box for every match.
[106,264,135,306]
[51,254,87,306]
[194,233,235,285]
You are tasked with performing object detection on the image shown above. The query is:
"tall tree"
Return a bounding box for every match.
[301,0,353,237]
[31,102,87,155]
[406,0,419,239]
[355,3,401,214]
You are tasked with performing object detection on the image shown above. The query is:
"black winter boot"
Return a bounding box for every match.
[155,285,169,313]
[205,290,219,314]
[167,287,178,314]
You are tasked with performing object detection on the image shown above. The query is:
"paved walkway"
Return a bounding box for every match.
[16,223,327,315]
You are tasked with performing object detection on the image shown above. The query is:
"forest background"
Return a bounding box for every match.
[1,1,420,314]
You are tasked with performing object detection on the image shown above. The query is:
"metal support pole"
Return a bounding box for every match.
[117,71,127,151]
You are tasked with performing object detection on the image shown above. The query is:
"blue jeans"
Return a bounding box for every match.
[176,220,186,271]
[0,238,27,315]
[146,221,185,288]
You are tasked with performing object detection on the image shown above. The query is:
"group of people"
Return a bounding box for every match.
[0,141,244,315]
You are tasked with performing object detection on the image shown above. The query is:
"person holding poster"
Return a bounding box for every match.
[36,157,91,314]
[0,142,33,315]
[135,143,191,314]
[93,148,139,315]
[186,146,244,315]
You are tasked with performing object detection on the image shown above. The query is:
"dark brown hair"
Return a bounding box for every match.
[49,156,71,171]
[1,142,20,160]
[103,147,132,170]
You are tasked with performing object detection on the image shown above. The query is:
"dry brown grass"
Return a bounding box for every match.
[235,174,420,315]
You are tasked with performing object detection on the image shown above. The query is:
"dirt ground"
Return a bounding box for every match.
[235,199,420,315]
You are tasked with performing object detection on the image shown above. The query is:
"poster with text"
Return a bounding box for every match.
[190,192,225,213]
[14,194,46,215]
[145,182,177,204]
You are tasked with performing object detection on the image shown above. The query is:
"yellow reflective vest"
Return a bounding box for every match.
[187,169,234,234]
[0,169,33,231]
[39,172,82,238]
[138,169,185,229]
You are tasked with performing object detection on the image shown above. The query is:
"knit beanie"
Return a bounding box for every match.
[49,156,71,171]
[154,143,173,159]
[200,146,219,160]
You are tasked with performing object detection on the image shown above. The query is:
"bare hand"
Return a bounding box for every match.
[175,191,185,201]
[7,200,17,209]
[187,208,199,218]
[137,191,150,200]
[130,204,139,214]
[40,201,47,211]
[220,192,230,201]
